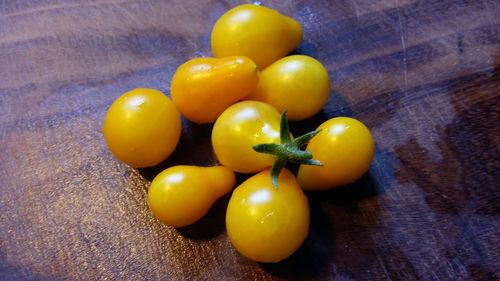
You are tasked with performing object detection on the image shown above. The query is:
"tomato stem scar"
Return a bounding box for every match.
[253,110,322,189]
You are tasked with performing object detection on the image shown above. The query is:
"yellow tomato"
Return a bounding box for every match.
[211,101,281,173]
[226,169,309,263]
[211,4,302,69]
[171,56,259,124]
[298,117,375,190]
[246,55,330,121]
[148,165,235,228]
[102,88,181,168]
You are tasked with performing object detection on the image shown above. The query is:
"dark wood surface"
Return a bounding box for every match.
[1,0,499,280]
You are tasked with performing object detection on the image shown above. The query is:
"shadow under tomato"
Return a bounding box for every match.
[292,40,319,58]
[259,195,335,280]
[260,172,383,280]
[309,172,384,206]
[176,171,258,240]
[175,192,231,240]
[288,90,352,136]
[138,121,215,182]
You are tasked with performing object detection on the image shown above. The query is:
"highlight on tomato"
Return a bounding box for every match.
[246,55,330,121]
[148,165,236,228]
[171,56,259,124]
[212,100,322,179]
[211,101,281,174]
[211,4,302,69]
[102,88,181,168]
[226,168,309,263]
[298,117,375,190]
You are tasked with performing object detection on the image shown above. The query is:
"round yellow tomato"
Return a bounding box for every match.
[246,55,330,121]
[148,165,235,228]
[171,56,259,124]
[211,4,302,68]
[102,88,181,168]
[298,117,375,190]
[211,101,281,173]
[226,168,309,263]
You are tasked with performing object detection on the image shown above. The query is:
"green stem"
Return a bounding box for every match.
[253,110,322,189]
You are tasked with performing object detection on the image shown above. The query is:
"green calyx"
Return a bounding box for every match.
[253,110,322,189]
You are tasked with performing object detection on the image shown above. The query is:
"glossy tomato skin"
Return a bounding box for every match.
[226,169,309,263]
[148,165,235,228]
[211,101,281,173]
[171,56,259,124]
[102,88,181,168]
[211,4,302,69]
[246,55,330,121]
[298,117,375,190]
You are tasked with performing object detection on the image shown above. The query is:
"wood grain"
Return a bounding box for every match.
[1,0,499,280]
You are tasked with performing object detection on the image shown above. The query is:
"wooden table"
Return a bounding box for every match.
[1,1,499,280]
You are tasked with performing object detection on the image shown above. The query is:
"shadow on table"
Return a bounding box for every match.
[136,87,389,278]
[170,173,254,240]
[174,170,258,239]
[138,122,215,182]
[261,173,383,280]
[175,193,230,240]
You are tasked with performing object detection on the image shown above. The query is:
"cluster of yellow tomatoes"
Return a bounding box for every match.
[102,4,375,263]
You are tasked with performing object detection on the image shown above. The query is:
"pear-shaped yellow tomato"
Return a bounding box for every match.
[102,88,181,168]
[298,117,375,190]
[148,165,236,228]
[171,56,259,124]
[211,4,302,69]
[246,55,330,121]
[211,101,281,173]
[226,169,309,263]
